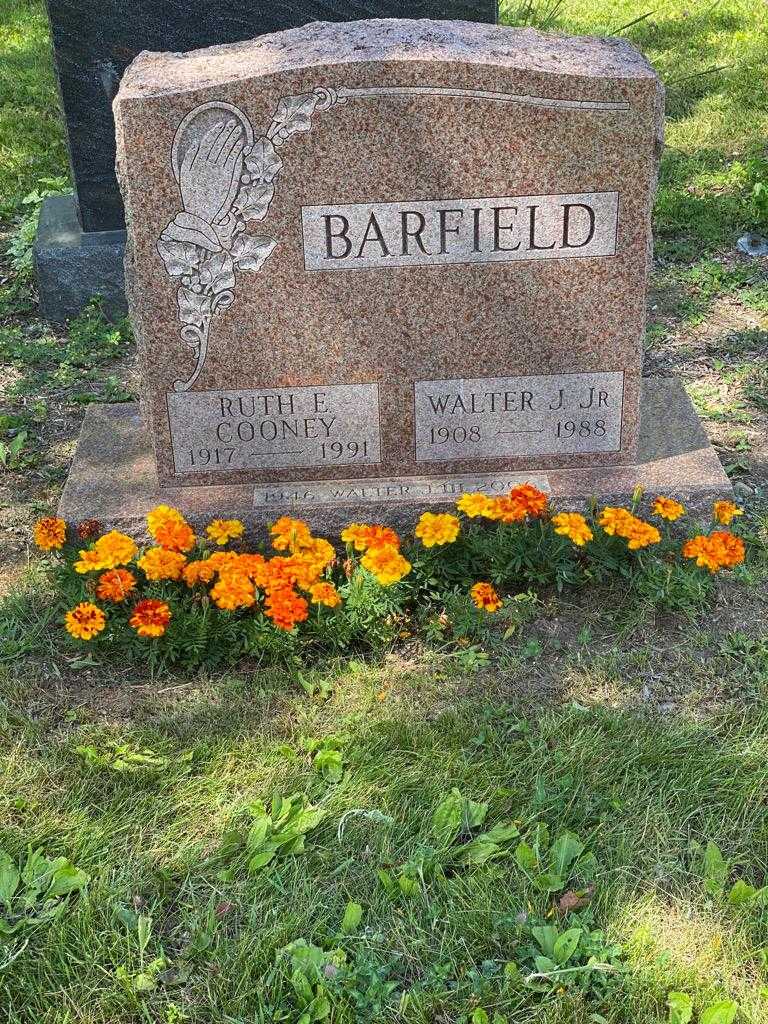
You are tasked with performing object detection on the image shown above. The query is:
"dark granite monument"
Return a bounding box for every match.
[34,0,497,322]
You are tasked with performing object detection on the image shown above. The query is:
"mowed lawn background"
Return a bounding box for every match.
[1,2,768,1023]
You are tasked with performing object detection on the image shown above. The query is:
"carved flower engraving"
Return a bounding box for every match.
[158,92,340,392]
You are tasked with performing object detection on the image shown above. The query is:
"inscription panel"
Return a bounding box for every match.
[302,192,619,271]
[167,384,381,475]
[414,371,624,462]
[254,472,551,508]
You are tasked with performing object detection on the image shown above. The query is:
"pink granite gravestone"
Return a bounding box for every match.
[59,19,729,531]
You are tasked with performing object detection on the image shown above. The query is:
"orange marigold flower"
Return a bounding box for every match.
[552,512,593,547]
[508,483,548,519]
[154,518,196,553]
[490,496,527,524]
[599,507,660,549]
[270,516,313,552]
[711,530,745,567]
[137,546,187,581]
[361,543,412,585]
[624,519,661,550]
[309,581,342,608]
[234,552,267,580]
[129,598,171,637]
[64,601,106,640]
[682,535,719,573]
[456,492,495,518]
[470,582,503,613]
[713,500,743,526]
[651,496,685,522]
[182,559,217,587]
[76,518,101,540]
[210,571,256,611]
[341,523,400,552]
[264,586,309,630]
[415,512,460,547]
[33,516,66,551]
[96,568,137,603]
[146,504,184,538]
[206,518,245,545]
[685,530,746,572]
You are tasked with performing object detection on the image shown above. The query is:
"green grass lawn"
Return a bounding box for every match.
[1,1,768,1022]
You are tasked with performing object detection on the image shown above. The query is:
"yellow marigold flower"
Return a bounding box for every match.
[479,498,504,521]
[73,530,138,573]
[33,516,66,551]
[146,504,184,538]
[210,571,256,611]
[94,530,138,568]
[264,585,309,630]
[415,512,460,547]
[309,581,342,607]
[302,536,336,569]
[129,598,171,637]
[64,601,106,640]
[598,507,634,536]
[651,496,685,522]
[270,516,313,552]
[206,518,245,545]
[470,582,502,613]
[96,568,137,603]
[73,548,106,573]
[552,512,593,547]
[713,500,743,526]
[154,518,196,553]
[341,523,400,551]
[456,492,495,518]
[361,544,412,586]
[137,546,187,581]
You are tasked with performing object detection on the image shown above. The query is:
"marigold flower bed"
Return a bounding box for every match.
[32,487,747,667]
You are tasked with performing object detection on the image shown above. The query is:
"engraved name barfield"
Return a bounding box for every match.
[302,192,619,271]
[167,384,381,474]
[414,371,624,461]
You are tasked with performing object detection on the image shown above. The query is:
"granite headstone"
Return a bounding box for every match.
[58,19,731,532]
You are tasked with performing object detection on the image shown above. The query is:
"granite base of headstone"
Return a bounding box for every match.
[35,1,496,322]
[57,19,731,531]
[59,380,731,536]
[34,195,128,322]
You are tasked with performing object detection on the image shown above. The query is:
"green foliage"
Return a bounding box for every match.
[0,845,89,939]
[515,826,597,894]
[5,177,67,278]
[301,735,345,784]
[0,429,35,471]
[0,298,133,399]
[75,741,193,773]
[517,917,624,997]
[209,793,326,878]
[694,838,767,908]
